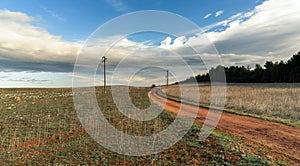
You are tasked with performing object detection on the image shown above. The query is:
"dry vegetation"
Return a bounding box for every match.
[0,87,282,165]
[162,83,300,120]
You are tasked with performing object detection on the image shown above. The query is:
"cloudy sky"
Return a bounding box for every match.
[0,0,300,87]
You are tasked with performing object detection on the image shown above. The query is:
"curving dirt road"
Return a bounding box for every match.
[148,88,300,164]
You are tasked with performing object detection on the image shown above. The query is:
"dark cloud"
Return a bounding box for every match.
[0,59,74,73]
[214,31,298,57]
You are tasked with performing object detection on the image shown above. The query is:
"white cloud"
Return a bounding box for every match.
[173,36,187,47]
[169,0,299,68]
[159,36,187,49]
[105,0,127,12]
[152,0,300,71]
[203,13,212,19]
[204,0,300,60]
[159,36,172,48]
[0,9,80,66]
[0,9,34,22]
[215,10,224,17]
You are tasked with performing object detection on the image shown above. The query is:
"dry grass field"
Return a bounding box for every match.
[0,87,281,165]
[162,83,300,121]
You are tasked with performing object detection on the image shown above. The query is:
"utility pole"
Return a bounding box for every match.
[166,69,169,86]
[102,56,108,93]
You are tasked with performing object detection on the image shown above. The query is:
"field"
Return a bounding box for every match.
[0,87,283,165]
[162,83,300,126]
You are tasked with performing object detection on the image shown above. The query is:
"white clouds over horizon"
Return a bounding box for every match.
[0,9,79,67]
[204,0,300,61]
[154,0,300,68]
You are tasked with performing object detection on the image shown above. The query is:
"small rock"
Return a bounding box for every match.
[14,96,21,101]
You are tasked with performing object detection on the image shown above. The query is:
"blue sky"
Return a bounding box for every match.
[0,0,300,87]
[1,0,261,42]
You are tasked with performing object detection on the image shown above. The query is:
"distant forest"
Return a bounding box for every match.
[181,51,300,83]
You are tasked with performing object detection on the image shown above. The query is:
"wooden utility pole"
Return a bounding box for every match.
[166,69,169,86]
[102,56,108,93]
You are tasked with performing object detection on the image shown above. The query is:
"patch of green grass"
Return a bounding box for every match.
[212,131,286,166]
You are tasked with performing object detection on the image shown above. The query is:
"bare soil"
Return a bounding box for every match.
[149,88,300,164]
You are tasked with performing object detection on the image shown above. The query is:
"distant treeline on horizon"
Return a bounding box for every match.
[179,51,300,84]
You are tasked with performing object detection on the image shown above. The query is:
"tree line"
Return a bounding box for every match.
[180,51,300,83]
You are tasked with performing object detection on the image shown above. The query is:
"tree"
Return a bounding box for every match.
[288,52,300,82]
[179,51,300,84]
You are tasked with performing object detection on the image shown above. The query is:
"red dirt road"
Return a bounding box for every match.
[149,89,300,164]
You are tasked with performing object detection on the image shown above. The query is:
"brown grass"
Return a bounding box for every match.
[162,83,300,120]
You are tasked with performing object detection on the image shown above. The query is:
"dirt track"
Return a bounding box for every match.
[149,89,300,164]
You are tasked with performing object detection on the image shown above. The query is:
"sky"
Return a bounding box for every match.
[0,0,300,87]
